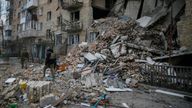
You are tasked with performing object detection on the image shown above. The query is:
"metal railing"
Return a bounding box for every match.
[62,21,83,32]
[140,64,192,92]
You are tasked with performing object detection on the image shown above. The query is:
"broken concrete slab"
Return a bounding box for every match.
[40,94,57,107]
[2,84,18,96]
[110,45,121,58]
[5,78,16,85]
[126,42,163,55]
[120,44,127,55]
[109,0,125,17]
[124,0,141,20]
[95,53,107,60]
[137,7,168,28]
[81,67,92,76]
[81,73,100,88]
[136,16,152,28]
[120,36,128,41]
[112,35,121,44]
[84,53,98,62]
[140,40,152,47]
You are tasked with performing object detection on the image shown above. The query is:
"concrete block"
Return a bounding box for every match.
[124,0,141,20]
[27,81,51,103]
[40,94,56,107]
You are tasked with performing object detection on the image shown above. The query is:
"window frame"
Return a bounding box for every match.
[47,11,52,21]
[70,11,80,22]
[68,34,80,45]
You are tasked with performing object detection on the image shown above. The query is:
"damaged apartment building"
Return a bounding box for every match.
[4,0,190,61]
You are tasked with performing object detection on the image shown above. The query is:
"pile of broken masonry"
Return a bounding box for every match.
[0,17,175,108]
[64,17,168,86]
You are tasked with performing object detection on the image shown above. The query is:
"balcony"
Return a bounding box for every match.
[26,0,38,9]
[18,29,43,38]
[62,0,83,10]
[62,21,83,32]
[18,21,43,38]
[5,25,12,30]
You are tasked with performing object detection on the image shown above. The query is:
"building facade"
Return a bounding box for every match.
[5,0,115,61]
[5,0,187,60]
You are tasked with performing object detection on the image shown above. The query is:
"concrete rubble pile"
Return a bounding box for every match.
[1,17,186,107]
[63,17,167,84]
[41,17,171,106]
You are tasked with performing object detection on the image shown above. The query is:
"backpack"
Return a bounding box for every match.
[50,52,56,59]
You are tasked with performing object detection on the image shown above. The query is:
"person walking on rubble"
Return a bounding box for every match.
[21,48,29,69]
[43,47,57,80]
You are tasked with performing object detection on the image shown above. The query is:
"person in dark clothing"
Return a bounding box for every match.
[21,48,29,69]
[43,48,57,80]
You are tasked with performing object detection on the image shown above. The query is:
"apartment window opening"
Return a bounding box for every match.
[88,32,98,43]
[68,34,79,45]
[71,11,80,21]
[47,11,52,21]
[93,7,109,19]
[46,29,51,39]
[56,34,62,45]
[57,15,62,25]
[5,30,12,37]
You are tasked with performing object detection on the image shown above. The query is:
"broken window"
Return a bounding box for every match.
[47,11,52,21]
[57,15,62,25]
[68,34,79,45]
[71,11,80,21]
[88,32,98,43]
[56,34,62,45]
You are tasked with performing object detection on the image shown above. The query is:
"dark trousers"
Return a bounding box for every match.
[21,58,28,69]
[43,64,56,80]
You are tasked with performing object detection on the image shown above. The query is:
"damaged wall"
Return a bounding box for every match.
[185,0,192,17]
[177,0,192,50]
[141,0,156,16]
[124,0,141,20]
[123,0,165,20]
[92,0,106,9]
